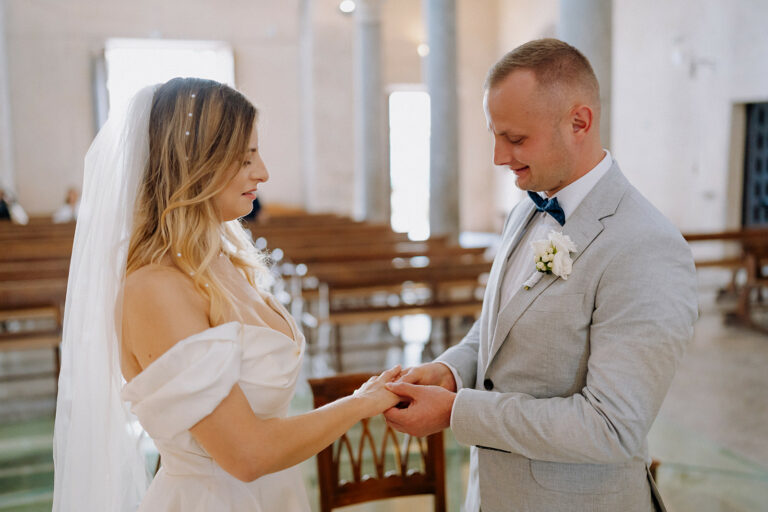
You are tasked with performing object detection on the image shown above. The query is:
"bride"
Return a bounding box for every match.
[52,77,401,511]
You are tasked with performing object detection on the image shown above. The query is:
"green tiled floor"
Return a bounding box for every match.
[648,418,768,512]
[0,416,54,512]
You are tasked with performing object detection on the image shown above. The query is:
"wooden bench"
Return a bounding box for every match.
[247,211,344,225]
[0,219,76,241]
[246,214,355,228]
[0,239,74,262]
[279,240,486,265]
[306,260,491,291]
[0,305,62,389]
[254,229,411,251]
[683,228,768,332]
[0,278,68,310]
[0,259,70,281]
[297,259,491,371]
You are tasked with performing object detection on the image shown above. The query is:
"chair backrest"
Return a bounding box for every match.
[308,372,446,512]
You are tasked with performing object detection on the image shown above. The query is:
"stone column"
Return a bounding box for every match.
[353,0,389,222]
[558,0,612,148]
[299,0,316,211]
[424,0,459,242]
[0,0,15,193]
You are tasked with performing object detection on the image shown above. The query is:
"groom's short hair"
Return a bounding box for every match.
[485,38,600,107]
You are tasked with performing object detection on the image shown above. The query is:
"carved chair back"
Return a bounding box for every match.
[308,372,446,512]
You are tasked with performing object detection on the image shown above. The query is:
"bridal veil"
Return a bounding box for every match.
[53,85,158,511]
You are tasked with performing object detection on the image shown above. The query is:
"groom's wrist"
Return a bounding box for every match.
[435,362,461,391]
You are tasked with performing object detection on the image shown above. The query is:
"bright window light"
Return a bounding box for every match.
[389,90,430,241]
[104,38,235,117]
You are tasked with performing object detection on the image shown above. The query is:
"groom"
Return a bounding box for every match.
[384,39,698,512]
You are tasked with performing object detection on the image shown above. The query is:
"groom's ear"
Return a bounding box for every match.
[569,104,595,138]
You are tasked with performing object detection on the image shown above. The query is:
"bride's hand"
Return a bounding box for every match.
[353,365,403,419]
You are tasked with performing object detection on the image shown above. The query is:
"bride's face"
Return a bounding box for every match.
[214,123,268,222]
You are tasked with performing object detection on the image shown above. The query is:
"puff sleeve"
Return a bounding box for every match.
[121,322,243,440]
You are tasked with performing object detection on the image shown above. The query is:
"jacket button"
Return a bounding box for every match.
[483,378,494,390]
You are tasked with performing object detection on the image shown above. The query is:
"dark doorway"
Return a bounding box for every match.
[743,103,768,227]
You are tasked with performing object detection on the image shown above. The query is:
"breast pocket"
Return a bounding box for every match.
[512,292,590,394]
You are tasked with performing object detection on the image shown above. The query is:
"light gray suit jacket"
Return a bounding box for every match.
[437,163,698,512]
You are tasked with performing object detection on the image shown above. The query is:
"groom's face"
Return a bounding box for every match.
[485,70,574,197]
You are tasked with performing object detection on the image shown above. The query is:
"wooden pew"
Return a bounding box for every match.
[251,223,403,239]
[258,230,411,251]
[298,258,491,370]
[0,283,64,387]
[305,259,491,290]
[0,259,70,281]
[0,239,74,262]
[0,225,70,380]
[245,213,353,228]
[1,212,492,374]
[0,218,76,239]
[277,239,486,265]
[0,226,75,241]
[247,212,492,369]
[683,228,768,333]
[0,278,68,311]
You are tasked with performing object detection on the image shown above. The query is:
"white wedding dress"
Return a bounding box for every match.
[121,294,311,512]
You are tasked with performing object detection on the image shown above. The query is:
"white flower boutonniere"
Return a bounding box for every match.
[523,231,578,290]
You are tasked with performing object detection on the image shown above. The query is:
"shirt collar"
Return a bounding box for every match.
[537,149,612,221]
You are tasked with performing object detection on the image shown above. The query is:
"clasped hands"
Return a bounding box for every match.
[381,362,457,437]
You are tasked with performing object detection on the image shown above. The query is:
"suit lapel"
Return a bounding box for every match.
[483,202,537,346]
[486,164,630,366]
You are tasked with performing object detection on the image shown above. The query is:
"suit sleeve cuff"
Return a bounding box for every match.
[450,388,493,448]
[436,361,463,390]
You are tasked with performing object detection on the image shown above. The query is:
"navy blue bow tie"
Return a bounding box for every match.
[527,191,565,226]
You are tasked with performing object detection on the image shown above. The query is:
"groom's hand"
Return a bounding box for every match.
[396,362,457,391]
[382,382,455,437]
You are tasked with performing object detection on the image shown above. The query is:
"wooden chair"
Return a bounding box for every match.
[649,459,660,480]
[308,373,446,512]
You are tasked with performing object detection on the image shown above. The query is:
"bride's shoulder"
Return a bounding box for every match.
[125,264,201,303]
[123,264,211,366]
[125,263,208,312]
[127,262,185,282]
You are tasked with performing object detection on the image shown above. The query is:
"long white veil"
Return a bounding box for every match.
[53,85,158,511]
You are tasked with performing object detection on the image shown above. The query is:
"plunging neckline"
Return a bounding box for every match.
[255,293,299,344]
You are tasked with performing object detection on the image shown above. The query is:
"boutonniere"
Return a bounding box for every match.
[523,231,578,290]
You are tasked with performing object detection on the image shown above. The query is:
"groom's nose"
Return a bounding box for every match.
[493,137,519,167]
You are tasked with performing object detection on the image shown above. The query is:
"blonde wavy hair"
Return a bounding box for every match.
[126,77,270,325]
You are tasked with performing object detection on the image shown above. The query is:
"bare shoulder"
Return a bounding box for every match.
[123,264,211,369]
[124,264,202,303]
